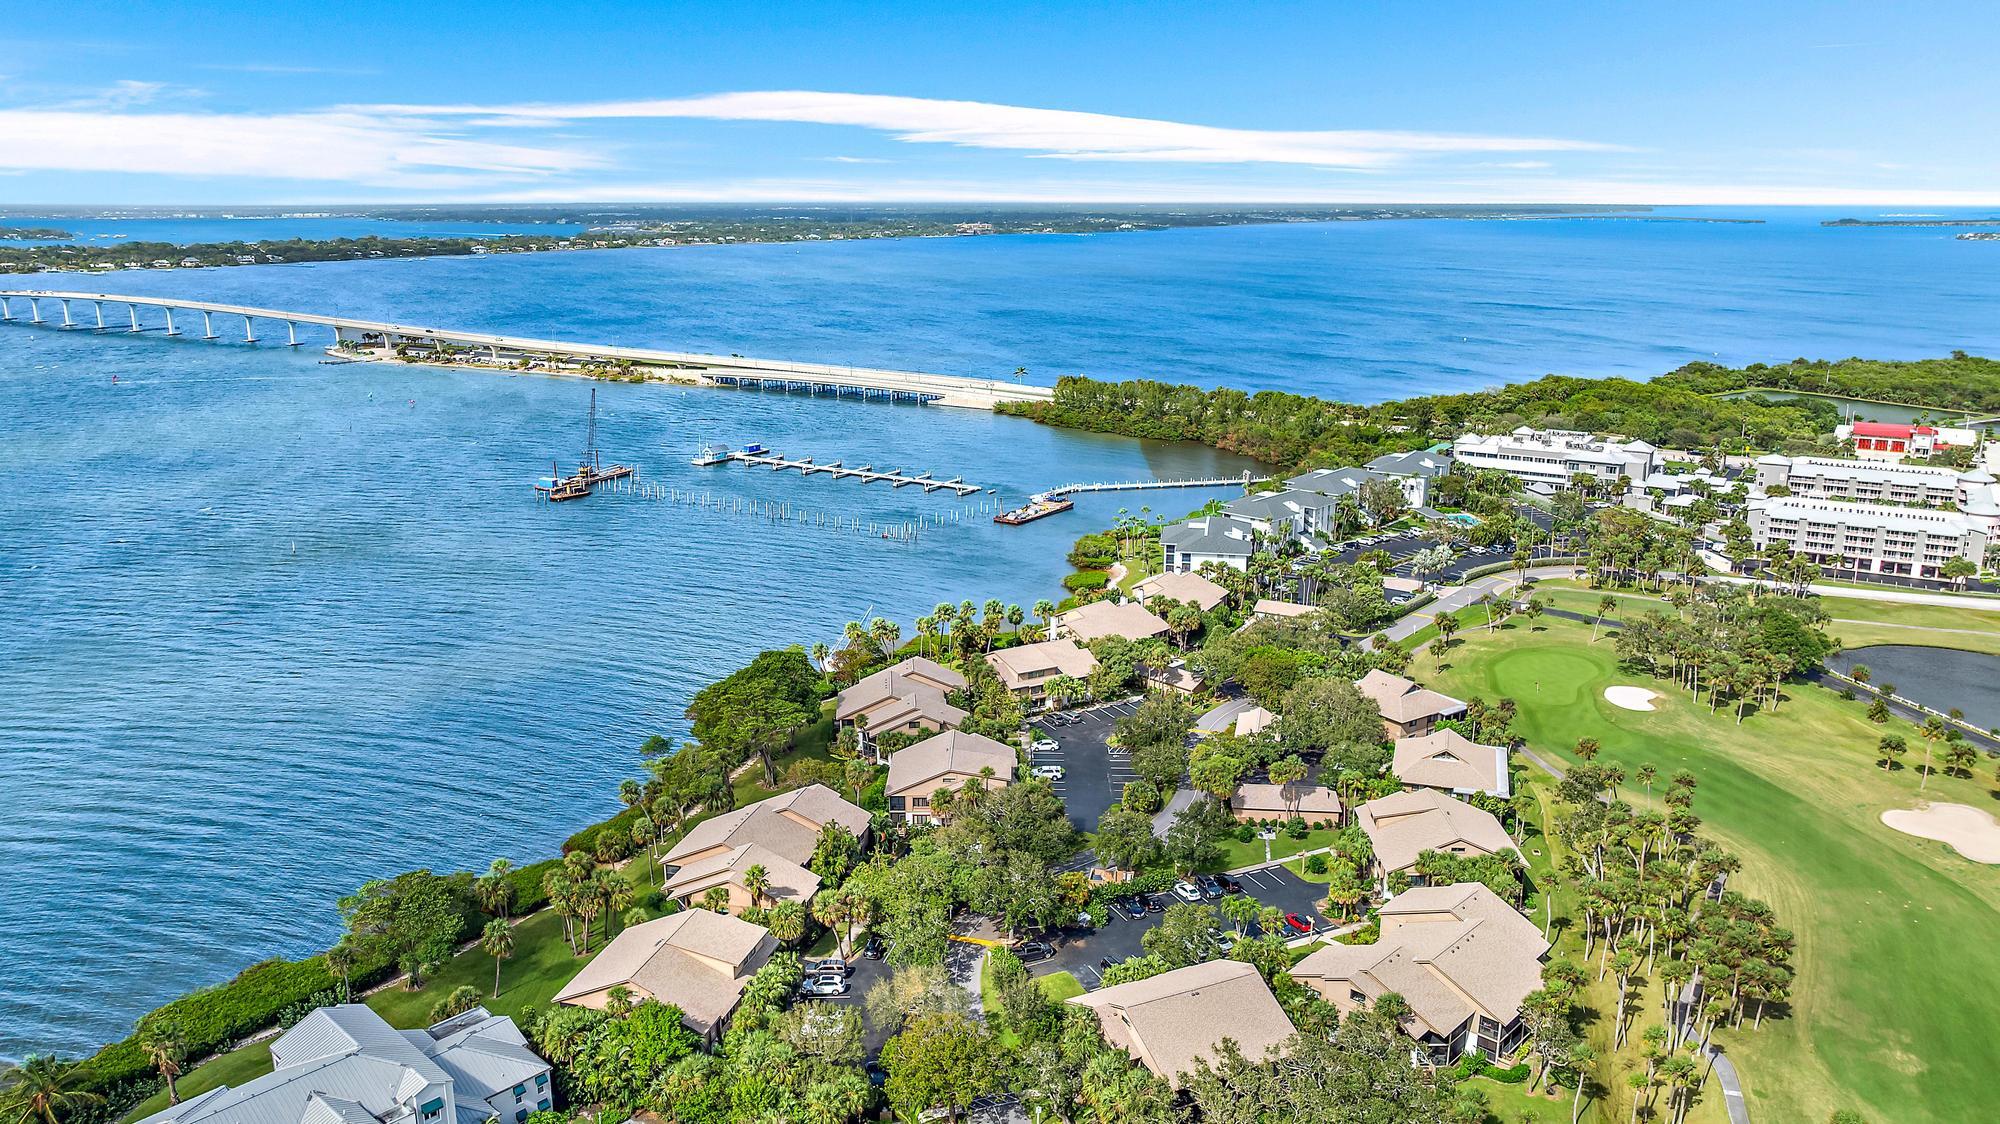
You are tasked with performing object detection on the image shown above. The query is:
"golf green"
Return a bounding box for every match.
[1432,617,2000,1124]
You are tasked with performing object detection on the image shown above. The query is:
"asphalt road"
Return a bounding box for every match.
[1031,866,1331,991]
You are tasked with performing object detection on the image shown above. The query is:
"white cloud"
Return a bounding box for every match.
[0,108,603,188]
[364,90,1624,169]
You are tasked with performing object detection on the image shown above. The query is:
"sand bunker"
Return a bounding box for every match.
[1881,803,2000,864]
[1604,686,1660,711]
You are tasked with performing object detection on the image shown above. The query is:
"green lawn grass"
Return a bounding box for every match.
[1533,580,2000,657]
[1209,826,1340,874]
[1429,613,2000,1124]
[126,879,675,1120]
[979,955,1084,1048]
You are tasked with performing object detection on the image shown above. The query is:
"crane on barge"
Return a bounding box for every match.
[535,387,636,502]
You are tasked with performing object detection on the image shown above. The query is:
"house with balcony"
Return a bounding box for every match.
[835,657,968,751]
[1292,882,1548,1064]
[885,730,1017,825]
[1355,669,1467,739]
[985,639,1098,709]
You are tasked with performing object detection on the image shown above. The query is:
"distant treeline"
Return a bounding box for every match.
[996,354,2000,470]
[0,225,72,240]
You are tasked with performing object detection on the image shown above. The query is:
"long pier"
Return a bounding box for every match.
[0,289,1055,411]
[1041,472,1267,499]
[699,447,984,496]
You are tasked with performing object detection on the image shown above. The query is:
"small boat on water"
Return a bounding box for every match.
[994,495,1074,525]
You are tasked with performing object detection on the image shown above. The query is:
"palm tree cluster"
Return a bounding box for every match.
[1611,585,1832,722]
[1547,763,1793,1122]
[542,851,636,956]
[1581,508,1704,591]
[900,599,1026,664]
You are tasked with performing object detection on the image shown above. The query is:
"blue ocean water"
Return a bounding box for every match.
[3,209,1998,1060]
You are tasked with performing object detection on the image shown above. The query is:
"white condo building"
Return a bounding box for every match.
[1753,455,1999,533]
[1745,496,1989,579]
[1452,427,1659,490]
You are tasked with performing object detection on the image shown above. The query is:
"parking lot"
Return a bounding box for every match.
[1027,698,1145,831]
[1029,865,1333,990]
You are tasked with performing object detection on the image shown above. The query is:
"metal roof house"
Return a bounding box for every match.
[133,1006,551,1124]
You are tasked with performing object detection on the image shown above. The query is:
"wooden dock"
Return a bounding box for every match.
[696,447,985,496]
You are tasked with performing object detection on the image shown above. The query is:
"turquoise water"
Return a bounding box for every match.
[3,210,1999,1060]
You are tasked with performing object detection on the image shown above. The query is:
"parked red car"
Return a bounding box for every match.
[1283,912,1314,934]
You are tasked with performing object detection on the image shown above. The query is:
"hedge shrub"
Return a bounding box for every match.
[1062,570,1110,593]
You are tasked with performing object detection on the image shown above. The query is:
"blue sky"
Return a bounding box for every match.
[3,0,1998,205]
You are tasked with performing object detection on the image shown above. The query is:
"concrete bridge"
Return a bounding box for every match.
[0,289,1056,410]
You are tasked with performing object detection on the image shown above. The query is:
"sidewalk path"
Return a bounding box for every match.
[1383,565,1579,643]
[1707,1045,1751,1124]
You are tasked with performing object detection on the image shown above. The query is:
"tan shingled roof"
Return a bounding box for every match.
[1356,788,1518,874]
[1134,571,1228,612]
[835,658,969,735]
[985,640,1098,689]
[1229,783,1342,818]
[1252,598,1316,618]
[1393,729,1509,796]
[1056,600,1171,643]
[1294,882,1548,1038]
[553,911,777,1034]
[1355,669,1467,725]
[663,784,870,867]
[885,730,1017,797]
[1068,960,1293,1082]
[660,842,821,906]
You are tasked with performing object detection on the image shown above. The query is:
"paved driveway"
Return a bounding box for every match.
[1030,866,1332,990]
[1030,699,1143,831]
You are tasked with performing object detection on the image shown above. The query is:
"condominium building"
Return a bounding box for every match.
[1753,456,1999,533]
[1159,512,1260,572]
[1451,427,1659,489]
[1745,496,1989,578]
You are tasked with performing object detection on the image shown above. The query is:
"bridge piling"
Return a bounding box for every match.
[202,311,216,340]
[128,305,141,333]
[28,299,41,323]
[95,302,107,331]
[60,299,73,328]
[165,308,178,336]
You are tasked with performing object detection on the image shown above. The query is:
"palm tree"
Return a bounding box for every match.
[1435,611,1460,649]
[810,641,830,672]
[482,918,514,997]
[327,939,357,1003]
[743,863,771,909]
[702,886,731,913]
[1592,595,1617,642]
[1575,737,1600,763]
[1918,717,1946,790]
[766,899,807,945]
[476,859,516,919]
[138,1020,186,1106]
[0,1056,102,1124]
[1032,599,1056,630]
[1267,756,1309,818]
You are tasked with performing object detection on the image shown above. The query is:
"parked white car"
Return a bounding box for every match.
[1029,764,1065,781]
[1031,738,1058,753]
[1172,880,1202,903]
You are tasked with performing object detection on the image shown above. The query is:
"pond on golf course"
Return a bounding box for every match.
[1826,645,2000,733]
